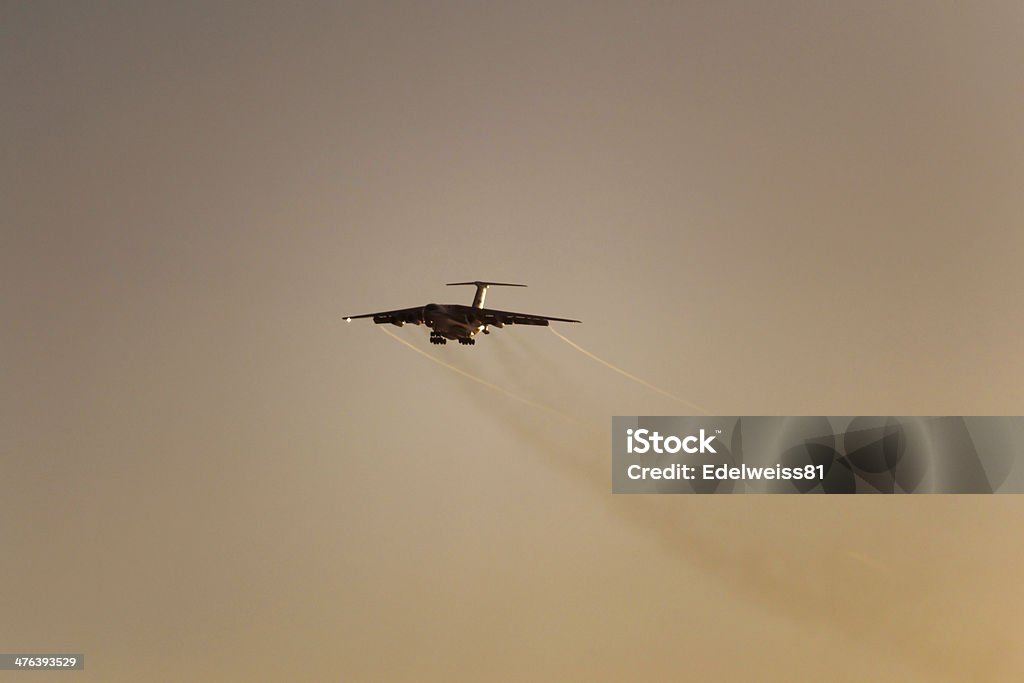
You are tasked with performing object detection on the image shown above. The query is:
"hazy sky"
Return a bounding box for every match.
[3,2,1024,680]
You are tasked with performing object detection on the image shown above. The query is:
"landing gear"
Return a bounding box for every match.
[429,334,447,345]
[458,338,475,346]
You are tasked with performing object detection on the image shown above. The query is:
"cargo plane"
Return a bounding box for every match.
[344,281,580,345]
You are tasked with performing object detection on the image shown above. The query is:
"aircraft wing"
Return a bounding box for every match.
[475,307,581,326]
[343,307,425,325]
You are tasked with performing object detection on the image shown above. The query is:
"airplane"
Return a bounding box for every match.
[344,281,580,345]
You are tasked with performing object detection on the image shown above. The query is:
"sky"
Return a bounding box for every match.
[3,1,1024,680]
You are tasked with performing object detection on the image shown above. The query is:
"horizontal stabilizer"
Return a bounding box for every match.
[446,281,527,288]
[446,281,527,308]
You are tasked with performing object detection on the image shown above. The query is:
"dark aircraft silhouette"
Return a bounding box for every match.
[344,281,580,345]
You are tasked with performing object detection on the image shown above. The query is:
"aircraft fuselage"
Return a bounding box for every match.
[423,303,487,341]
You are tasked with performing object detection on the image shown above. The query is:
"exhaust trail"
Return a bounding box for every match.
[385,329,953,679]
[549,327,711,415]
[379,327,579,424]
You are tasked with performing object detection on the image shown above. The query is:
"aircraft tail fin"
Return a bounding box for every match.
[446,281,527,308]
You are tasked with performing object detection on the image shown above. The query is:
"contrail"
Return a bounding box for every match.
[549,327,711,415]
[379,327,580,424]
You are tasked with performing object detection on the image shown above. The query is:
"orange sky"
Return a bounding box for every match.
[3,2,1023,680]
